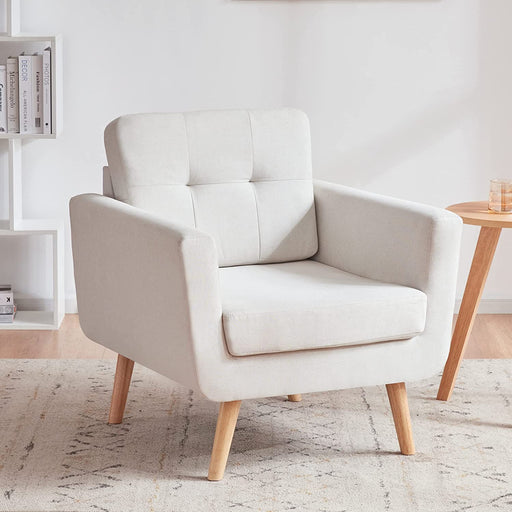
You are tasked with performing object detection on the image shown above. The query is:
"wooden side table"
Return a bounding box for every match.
[437,201,512,401]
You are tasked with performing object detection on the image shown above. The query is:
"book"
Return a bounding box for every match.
[0,305,16,323]
[0,65,7,133]
[0,285,14,306]
[7,57,19,133]
[42,48,51,134]
[0,293,14,305]
[18,54,32,133]
[31,54,43,134]
[0,305,14,314]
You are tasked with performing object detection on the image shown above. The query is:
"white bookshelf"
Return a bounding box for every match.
[0,0,64,330]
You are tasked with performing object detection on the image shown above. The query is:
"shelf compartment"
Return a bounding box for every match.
[0,2,65,330]
[0,33,63,136]
[0,310,56,330]
[0,224,65,329]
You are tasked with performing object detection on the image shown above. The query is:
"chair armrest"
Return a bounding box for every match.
[313,179,462,370]
[313,180,462,294]
[70,194,221,391]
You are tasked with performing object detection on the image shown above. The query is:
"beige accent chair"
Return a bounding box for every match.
[70,109,462,480]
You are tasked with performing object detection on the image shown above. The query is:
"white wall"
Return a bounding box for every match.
[1,0,512,312]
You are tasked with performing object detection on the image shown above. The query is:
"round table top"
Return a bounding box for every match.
[447,201,512,228]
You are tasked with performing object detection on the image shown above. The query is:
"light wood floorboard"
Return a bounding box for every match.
[0,315,116,359]
[462,314,512,359]
[0,314,510,359]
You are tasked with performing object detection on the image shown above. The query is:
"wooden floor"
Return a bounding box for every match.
[0,314,511,359]
[0,315,116,359]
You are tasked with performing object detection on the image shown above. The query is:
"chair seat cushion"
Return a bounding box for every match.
[219,260,427,356]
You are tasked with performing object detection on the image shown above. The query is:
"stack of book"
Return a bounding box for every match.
[0,48,52,135]
[0,285,16,323]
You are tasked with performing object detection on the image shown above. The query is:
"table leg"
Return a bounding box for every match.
[437,226,502,401]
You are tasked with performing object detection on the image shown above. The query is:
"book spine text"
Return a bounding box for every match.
[18,55,32,134]
[32,55,43,134]
[6,57,19,133]
[0,66,7,133]
[42,48,51,134]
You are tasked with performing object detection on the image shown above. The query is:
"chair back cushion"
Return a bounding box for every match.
[104,109,318,266]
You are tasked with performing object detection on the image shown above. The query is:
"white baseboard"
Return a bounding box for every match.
[17,297,512,316]
[454,299,512,314]
[65,297,78,314]
[15,298,52,311]
[64,298,512,315]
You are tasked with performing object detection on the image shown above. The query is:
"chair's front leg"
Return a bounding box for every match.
[208,400,242,481]
[386,382,415,455]
[108,354,135,424]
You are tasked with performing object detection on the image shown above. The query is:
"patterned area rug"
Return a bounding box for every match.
[0,359,511,512]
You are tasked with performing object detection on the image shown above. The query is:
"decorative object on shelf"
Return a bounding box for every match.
[488,178,512,213]
[0,0,64,330]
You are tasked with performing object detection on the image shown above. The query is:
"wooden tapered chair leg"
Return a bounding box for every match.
[208,400,242,481]
[288,394,302,402]
[386,382,415,455]
[108,354,135,424]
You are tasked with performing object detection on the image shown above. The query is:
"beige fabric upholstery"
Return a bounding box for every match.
[70,194,218,390]
[70,109,463,402]
[104,109,318,266]
[220,260,427,356]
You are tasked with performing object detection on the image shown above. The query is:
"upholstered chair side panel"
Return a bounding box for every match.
[70,193,222,393]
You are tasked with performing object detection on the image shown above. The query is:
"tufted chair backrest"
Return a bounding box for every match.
[104,109,318,267]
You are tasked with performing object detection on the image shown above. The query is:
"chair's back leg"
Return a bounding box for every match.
[288,394,302,402]
[208,400,242,481]
[385,382,415,455]
[108,354,135,424]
